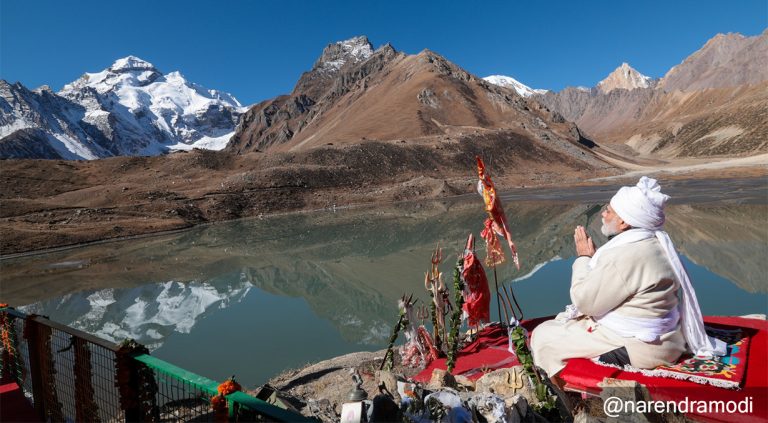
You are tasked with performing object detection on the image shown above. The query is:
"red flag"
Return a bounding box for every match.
[476,156,520,270]
[462,234,491,327]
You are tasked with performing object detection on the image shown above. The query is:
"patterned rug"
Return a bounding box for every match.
[595,325,751,389]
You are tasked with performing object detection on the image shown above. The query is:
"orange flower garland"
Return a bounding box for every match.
[1,311,15,358]
[0,304,10,351]
[211,377,242,422]
[1,309,25,390]
[217,378,242,396]
[1,321,11,349]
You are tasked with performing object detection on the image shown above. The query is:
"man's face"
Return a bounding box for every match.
[601,204,623,237]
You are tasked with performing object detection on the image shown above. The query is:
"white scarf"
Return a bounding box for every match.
[588,228,727,357]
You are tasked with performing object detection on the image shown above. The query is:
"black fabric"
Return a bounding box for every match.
[598,346,631,367]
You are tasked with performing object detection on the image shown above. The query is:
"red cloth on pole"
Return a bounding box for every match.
[476,156,519,270]
[462,234,491,327]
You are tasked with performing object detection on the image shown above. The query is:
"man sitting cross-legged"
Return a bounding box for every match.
[530,176,726,386]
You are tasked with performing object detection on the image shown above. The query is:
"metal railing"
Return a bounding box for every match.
[0,307,314,422]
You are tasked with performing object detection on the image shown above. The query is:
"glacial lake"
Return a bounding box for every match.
[2,178,766,387]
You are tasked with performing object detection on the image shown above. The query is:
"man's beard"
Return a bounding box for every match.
[601,218,621,237]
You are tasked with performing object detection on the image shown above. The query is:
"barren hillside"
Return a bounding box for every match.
[535,31,768,159]
[228,39,588,156]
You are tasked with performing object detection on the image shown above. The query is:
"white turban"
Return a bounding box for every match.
[609,176,669,230]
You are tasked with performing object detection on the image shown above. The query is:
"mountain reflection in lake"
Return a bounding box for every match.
[2,184,766,386]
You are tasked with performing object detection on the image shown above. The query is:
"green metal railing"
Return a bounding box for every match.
[0,307,315,422]
[133,354,313,422]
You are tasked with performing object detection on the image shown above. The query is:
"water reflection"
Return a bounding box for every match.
[665,204,768,293]
[2,195,766,384]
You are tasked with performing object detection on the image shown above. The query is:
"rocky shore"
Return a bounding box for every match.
[255,345,659,422]
[259,314,767,422]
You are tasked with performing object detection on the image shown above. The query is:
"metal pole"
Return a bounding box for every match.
[493,266,502,326]
[497,289,511,327]
[25,319,47,422]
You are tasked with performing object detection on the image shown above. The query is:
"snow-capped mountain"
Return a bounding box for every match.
[0,82,113,159]
[0,56,247,159]
[596,62,654,93]
[20,278,253,351]
[483,74,548,97]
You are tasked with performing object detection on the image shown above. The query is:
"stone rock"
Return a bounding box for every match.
[598,378,645,401]
[504,394,529,423]
[425,388,464,409]
[468,392,514,423]
[375,370,401,402]
[597,378,686,422]
[417,88,440,108]
[307,398,337,423]
[422,389,470,421]
[573,408,603,423]
[454,374,475,391]
[475,367,537,404]
[428,368,457,389]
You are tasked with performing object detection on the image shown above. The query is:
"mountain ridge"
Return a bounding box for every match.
[482,75,548,97]
[531,31,768,159]
[4,31,765,162]
[658,30,768,92]
[228,37,590,158]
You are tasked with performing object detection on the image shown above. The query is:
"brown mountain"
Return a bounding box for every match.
[658,30,768,92]
[596,63,654,94]
[227,37,602,158]
[535,31,768,159]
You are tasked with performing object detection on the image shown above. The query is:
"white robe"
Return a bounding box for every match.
[530,237,686,376]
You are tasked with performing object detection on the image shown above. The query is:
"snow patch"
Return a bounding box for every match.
[0,119,34,138]
[110,56,158,72]
[483,75,548,98]
[49,132,99,160]
[167,132,234,151]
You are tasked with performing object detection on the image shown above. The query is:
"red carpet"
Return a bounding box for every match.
[412,324,519,382]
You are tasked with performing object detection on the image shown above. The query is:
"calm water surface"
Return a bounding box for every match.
[2,180,766,387]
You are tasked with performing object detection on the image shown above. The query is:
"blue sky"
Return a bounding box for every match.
[1,0,765,105]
